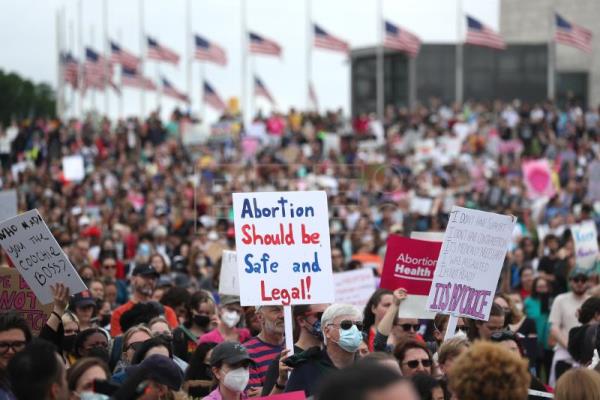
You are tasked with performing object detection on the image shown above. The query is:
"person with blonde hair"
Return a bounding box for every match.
[555,368,600,400]
[437,336,470,377]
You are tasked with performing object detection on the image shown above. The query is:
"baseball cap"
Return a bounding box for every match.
[127,354,184,391]
[70,290,97,309]
[132,264,160,278]
[220,295,241,306]
[209,342,254,367]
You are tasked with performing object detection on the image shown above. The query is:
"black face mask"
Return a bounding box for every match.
[62,335,77,353]
[87,346,110,364]
[193,314,211,329]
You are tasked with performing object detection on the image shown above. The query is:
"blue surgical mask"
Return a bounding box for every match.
[336,325,363,353]
[309,319,324,341]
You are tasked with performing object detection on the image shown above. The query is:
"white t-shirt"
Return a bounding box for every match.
[548,292,589,347]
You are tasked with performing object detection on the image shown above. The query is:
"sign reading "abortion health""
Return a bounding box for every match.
[426,206,516,321]
[233,191,334,306]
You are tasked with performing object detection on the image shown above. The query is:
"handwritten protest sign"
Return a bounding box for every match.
[0,210,87,304]
[523,159,556,199]
[0,190,18,222]
[571,221,599,270]
[218,250,240,296]
[62,155,85,182]
[0,267,52,334]
[426,206,516,321]
[380,235,441,319]
[232,191,333,306]
[334,268,377,309]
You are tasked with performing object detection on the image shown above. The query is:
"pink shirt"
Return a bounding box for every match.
[198,328,252,345]
[204,388,249,400]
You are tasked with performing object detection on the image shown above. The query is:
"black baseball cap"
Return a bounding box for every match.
[209,342,254,366]
[126,354,184,391]
[70,290,97,309]
[132,264,160,278]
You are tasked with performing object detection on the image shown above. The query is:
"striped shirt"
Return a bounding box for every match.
[243,336,283,388]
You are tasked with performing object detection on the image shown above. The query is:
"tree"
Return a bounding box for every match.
[0,69,56,126]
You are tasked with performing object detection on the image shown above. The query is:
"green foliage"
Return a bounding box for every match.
[0,69,56,126]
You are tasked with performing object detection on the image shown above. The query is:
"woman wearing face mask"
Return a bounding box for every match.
[67,357,110,400]
[285,304,363,398]
[205,341,254,400]
[73,328,111,364]
[173,290,218,362]
[199,296,251,345]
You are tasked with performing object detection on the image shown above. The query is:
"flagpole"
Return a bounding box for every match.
[103,0,109,117]
[547,6,556,100]
[376,0,384,121]
[186,0,192,114]
[78,0,84,117]
[156,64,162,114]
[90,25,96,111]
[241,0,247,122]
[250,58,256,118]
[408,56,416,110]
[199,62,205,122]
[139,0,146,119]
[69,18,75,118]
[306,0,312,110]
[56,9,64,120]
[118,28,124,119]
[455,0,464,105]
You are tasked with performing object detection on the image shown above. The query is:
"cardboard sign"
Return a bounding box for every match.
[380,235,441,319]
[62,155,85,182]
[0,209,87,304]
[218,250,240,296]
[0,267,52,334]
[0,190,18,222]
[255,391,306,400]
[571,221,599,270]
[333,268,377,310]
[426,207,516,321]
[232,191,333,306]
[523,159,556,199]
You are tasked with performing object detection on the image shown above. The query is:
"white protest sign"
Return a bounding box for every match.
[62,155,85,182]
[333,268,377,310]
[571,221,599,270]
[0,210,87,304]
[0,190,18,222]
[426,206,516,321]
[218,250,240,296]
[232,191,334,306]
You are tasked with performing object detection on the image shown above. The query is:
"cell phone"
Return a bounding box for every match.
[93,379,121,396]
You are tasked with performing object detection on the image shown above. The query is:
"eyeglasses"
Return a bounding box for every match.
[0,341,26,355]
[399,324,421,332]
[404,359,432,369]
[102,263,116,269]
[330,320,364,331]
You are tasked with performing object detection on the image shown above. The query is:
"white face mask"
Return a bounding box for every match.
[222,310,241,328]
[222,367,250,392]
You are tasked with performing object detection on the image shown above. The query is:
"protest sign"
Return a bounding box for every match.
[410,231,444,242]
[523,159,556,199]
[218,250,240,296]
[0,190,17,222]
[62,155,85,182]
[571,220,599,270]
[333,268,377,309]
[0,267,52,334]
[426,206,516,321]
[0,209,87,304]
[410,196,433,216]
[232,191,333,306]
[587,160,600,202]
[380,235,441,319]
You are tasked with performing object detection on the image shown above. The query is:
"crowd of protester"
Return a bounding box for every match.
[0,98,599,399]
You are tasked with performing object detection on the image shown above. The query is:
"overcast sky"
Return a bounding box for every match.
[0,0,499,120]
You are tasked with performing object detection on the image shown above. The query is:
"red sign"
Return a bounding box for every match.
[380,235,441,295]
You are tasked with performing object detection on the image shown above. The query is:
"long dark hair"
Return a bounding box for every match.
[531,277,550,314]
[363,289,392,333]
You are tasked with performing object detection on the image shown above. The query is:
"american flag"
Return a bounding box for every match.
[384,20,421,58]
[254,76,275,105]
[60,52,79,88]
[555,13,592,53]
[313,24,349,53]
[465,15,506,50]
[161,77,189,103]
[248,32,282,57]
[194,34,227,66]
[147,36,180,65]
[203,81,226,111]
[121,67,156,91]
[110,40,140,69]
[84,47,114,90]
[308,82,318,111]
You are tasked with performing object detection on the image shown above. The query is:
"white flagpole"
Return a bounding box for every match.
[139,0,146,118]
[376,0,384,121]
[90,26,96,111]
[103,0,109,117]
[118,28,124,119]
[408,57,416,109]
[455,0,464,104]
[69,18,75,118]
[56,9,64,120]
[156,64,162,114]
[186,0,192,113]
[241,0,247,122]
[78,0,84,117]
[306,0,312,110]
[547,8,556,100]
[199,62,205,122]
[250,57,256,118]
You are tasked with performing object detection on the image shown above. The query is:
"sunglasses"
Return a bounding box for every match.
[490,330,518,342]
[399,323,421,332]
[404,359,432,369]
[102,264,116,269]
[126,341,146,352]
[332,320,364,331]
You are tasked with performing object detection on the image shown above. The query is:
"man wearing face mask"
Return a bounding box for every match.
[199,296,251,345]
[110,264,179,336]
[284,303,363,397]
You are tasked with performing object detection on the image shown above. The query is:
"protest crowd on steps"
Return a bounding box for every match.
[1,98,600,399]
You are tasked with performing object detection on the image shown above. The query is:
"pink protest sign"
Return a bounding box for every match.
[523,159,556,199]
